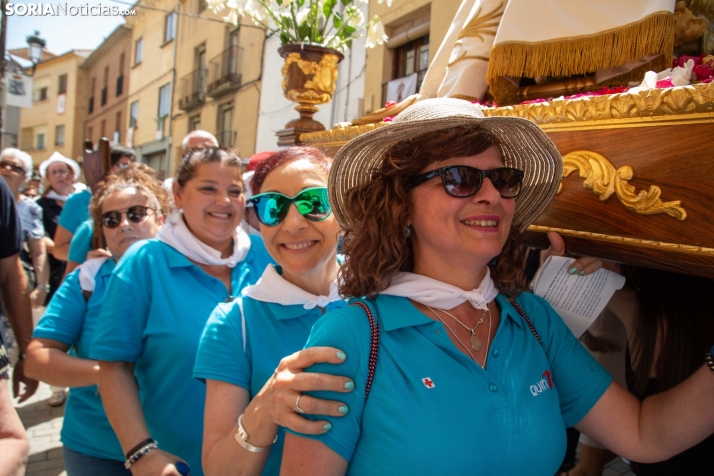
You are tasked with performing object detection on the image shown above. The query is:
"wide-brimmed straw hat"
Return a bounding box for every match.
[328,98,563,232]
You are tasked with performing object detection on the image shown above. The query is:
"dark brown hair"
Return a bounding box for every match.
[176,147,243,188]
[623,265,714,395]
[339,125,527,298]
[90,163,171,249]
[250,146,331,195]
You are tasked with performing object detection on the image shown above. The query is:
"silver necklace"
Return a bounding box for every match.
[437,307,489,352]
[426,305,493,368]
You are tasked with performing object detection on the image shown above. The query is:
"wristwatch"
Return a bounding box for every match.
[37,284,50,292]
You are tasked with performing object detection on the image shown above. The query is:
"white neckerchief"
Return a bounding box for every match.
[157,211,251,268]
[242,265,342,310]
[382,268,499,310]
[45,189,70,202]
[78,257,110,292]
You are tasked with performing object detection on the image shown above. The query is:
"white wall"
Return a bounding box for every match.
[255,6,368,152]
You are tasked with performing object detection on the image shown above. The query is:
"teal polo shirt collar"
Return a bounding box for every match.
[370,293,525,332]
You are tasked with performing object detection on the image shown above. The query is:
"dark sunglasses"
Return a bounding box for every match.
[100,205,155,229]
[409,165,524,199]
[249,187,332,227]
[0,161,26,175]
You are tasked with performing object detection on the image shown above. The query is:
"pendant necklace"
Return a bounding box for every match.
[436,306,489,351]
[426,305,493,369]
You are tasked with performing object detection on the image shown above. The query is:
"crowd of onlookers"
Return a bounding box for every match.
[0,98,713,476]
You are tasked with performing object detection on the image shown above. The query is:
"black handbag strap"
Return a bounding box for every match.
[349,301,380,400]
[508,298,542,345]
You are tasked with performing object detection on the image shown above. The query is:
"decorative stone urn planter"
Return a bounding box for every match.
[278,44,344,133]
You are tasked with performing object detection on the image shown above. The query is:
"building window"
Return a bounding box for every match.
[101,66,109,106]
[117,53,125,96]
[100,119,106,139]
[135,38,143,65]
[190,115,201,132]
[88,96,94,114]
[115,111,122,143]
[164,12,177,43]
[217,102,234,147]
[35,87,48,102]
[36,133,45,150]
[130,101,139,128]
[158,84,171,119]
[55,125,65,146]
[384,34,430,106]
[58,74,68,94]
[87,126,93,143]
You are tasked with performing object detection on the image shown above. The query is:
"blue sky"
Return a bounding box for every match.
[6,0,130,55]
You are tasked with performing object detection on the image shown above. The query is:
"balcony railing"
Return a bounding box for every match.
[207,46,243,98]
[217,129,236,148]
[178,68,207,111]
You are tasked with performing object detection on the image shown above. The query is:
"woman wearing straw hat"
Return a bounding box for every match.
[280,98,714,474]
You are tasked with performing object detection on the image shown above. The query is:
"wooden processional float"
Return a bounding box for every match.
[300,81,714,279]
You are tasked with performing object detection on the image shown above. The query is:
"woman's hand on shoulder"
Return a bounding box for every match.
[251,347,354,436]
[540,232,603,276]
[129,448,188,476]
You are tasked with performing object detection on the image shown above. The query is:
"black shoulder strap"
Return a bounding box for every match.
[349,300,380,400]
[508,298,542,345]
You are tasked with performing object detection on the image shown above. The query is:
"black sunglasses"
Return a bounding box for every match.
[100,205,155,229]
[0,161,26,175]
[409,165,524,199]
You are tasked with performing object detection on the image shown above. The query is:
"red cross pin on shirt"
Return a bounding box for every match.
[422,377,435,389]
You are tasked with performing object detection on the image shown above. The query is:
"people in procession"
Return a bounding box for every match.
[195,146,354,476]
[278,98,714,475]
[0,149,50,311]
[0,176,31,474]
[89,147,274,476]
[25,163,169,475]
[55,145,136,269]
[0,175,39,405]
[36,152,82,305]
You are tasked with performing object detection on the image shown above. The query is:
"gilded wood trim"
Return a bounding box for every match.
[527,225,714,257]
[559,151,686,221]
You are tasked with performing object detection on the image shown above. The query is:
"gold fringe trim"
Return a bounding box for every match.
[487,11,674,94]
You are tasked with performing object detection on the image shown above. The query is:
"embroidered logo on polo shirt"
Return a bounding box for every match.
[422,377,435,389]
[529,370,553,396]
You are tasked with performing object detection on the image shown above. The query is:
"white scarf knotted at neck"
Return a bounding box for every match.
[382,268,499,310]
[44,190,70,202]
[157,211,251,268]
[242,265,342,310]
[78,257,110,292]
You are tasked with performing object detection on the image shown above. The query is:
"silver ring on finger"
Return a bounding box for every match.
[294,394,306,415]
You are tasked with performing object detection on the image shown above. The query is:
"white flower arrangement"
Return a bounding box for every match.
[207,0,390,52]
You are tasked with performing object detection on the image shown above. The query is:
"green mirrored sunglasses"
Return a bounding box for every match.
[249,187,332,227]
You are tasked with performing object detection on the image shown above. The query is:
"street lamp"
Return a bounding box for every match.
[26,31,45,71]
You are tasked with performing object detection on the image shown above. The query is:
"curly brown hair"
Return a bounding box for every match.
[339,125,527,298]
[90,163,172,249]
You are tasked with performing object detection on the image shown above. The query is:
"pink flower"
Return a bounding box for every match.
[383,116,395,122]
[384,101,397,109]
[692,64,714,81]
[655,77,675,88]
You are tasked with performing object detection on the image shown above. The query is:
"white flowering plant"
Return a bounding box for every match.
[208,0,390,51]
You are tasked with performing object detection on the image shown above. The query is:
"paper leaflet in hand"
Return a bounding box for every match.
[531,256,626,338]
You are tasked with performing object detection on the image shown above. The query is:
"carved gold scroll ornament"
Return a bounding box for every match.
[558,150,687,221]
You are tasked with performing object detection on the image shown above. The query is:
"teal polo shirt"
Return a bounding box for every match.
[90,236,274,476]
[58,189,91,233]
[194,268,347,476]
[294,292,612,475]
[33,259,124,461]
[68,219,93,264]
